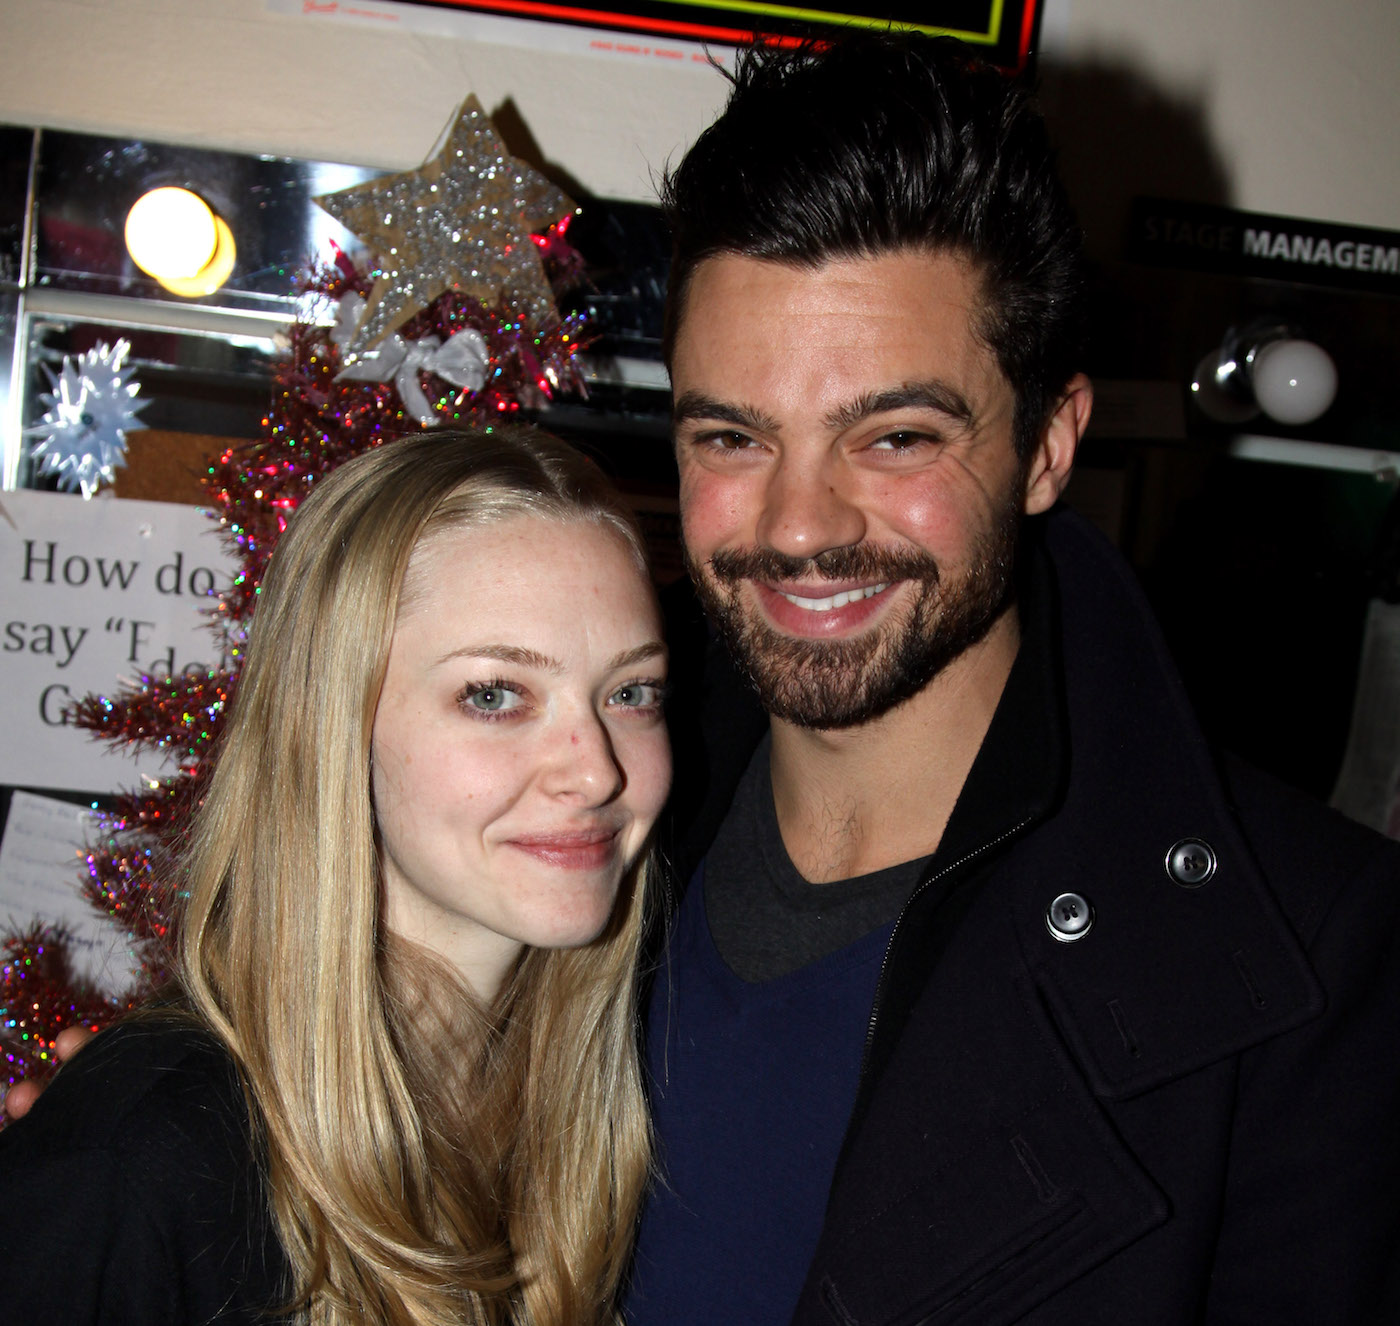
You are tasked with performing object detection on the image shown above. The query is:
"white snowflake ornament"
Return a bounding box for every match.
[26,339,149,498]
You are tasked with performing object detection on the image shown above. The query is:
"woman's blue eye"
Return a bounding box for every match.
[609,682,664,709]
[463,685,522,714]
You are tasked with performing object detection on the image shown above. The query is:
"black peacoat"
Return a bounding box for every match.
[662,505,1400,1326]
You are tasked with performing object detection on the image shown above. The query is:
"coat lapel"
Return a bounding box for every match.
[799,510,1324,1325]
[799,879,1171,1326]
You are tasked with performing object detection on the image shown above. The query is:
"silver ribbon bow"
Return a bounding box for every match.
[332,293,490,426]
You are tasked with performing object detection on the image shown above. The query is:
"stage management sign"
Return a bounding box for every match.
[1128,198,1400,297]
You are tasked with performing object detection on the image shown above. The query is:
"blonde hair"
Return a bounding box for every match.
[178,428,656,1325]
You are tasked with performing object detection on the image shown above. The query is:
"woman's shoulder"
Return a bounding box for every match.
[0,1016,290,1322]
[2,1015,247,1155]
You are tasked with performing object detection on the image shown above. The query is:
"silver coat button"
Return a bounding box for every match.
[1166,838,1217,887]
[1046,892,1094,942]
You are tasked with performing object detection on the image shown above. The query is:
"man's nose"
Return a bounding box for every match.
[540,711,625,805]
[755,452,866,560]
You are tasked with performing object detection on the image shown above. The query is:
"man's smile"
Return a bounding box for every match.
[775,582,891,613]
[750,578,906,639]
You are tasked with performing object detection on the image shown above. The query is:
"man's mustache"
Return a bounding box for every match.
[706,544,942,587]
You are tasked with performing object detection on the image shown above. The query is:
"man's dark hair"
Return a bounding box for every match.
[660,32,1087,459]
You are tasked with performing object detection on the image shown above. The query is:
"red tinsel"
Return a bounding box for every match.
[207,262,588,623]
[64,670,238,768]
[1,928,127,1096]
[98,769,209,840]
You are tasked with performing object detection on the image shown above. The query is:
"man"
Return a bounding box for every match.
[626,32,1400,1326]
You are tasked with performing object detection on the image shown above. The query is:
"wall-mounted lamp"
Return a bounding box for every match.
[1191,321,1338,427]
[124,186,236,297]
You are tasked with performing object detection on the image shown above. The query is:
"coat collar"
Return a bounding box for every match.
[664,505,1324,1101]
[1000,507,1323,1099]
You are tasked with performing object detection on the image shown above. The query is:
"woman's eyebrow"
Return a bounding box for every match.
[608,642,668,671]
[431,642,666,672]
[433,644,559,672]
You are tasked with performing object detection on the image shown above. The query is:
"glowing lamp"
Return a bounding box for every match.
[125,188,216,279]
[1250,338,1338,426]
[125,187,237,297]
[1191,322,1338,428]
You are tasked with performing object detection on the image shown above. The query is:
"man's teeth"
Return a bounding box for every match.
[780,583,889,612]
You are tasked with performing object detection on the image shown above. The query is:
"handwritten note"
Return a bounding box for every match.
[0,489,236,792]
[0,790,139,997]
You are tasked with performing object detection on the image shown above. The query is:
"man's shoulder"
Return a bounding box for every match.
[1040,504,1400,939]
[1221,754,1400,944]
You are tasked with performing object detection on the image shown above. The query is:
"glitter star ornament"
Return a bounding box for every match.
[315,96,575,357]
[26,339,148,498]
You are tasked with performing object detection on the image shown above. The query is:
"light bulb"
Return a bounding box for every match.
[1250,339,1338,426]
[1191,350,1259,424]
[125,187,217,281]
[157,216,237,297]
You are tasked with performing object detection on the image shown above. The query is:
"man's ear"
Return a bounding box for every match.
[1024,374,1092,515]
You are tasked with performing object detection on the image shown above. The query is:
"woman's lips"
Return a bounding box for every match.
[505,828,621,870]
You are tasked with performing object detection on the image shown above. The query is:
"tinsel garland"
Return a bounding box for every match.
[63,669,237,765]
[2,238,589,1102]
[1,929,126,1095]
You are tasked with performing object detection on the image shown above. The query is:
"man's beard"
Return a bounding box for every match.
[687,495,1022,731]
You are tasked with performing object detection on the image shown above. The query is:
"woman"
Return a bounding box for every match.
[0,427,671,1325]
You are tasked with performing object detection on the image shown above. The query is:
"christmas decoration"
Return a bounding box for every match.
[0,927,118,1093]
[25,339,148,498]
[2,186,589,1105]
[205,254,587,625]
[316,95,576,356]
[332,292,491,426]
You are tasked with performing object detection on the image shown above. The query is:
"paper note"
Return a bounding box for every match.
[0,790,139,997]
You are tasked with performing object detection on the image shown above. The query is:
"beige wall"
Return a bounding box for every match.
[0,0,729,201]
[1044,0,1399,232]
[0,0,1395,224]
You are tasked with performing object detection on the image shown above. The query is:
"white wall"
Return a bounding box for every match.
[1045,0,1399,232]
[0,0,1395,223]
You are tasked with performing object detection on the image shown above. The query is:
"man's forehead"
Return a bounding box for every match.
[681,245,985,302]
[670,247,1006,405]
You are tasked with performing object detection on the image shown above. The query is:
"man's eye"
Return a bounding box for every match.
[869,430,934,451]
[608,681,666,710]
[459,683,525,715]
[695,430,755,450]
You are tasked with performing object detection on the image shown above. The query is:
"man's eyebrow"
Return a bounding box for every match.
[823,380,976,432]
[672,391,781,434]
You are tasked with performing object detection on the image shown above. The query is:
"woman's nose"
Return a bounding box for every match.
[539,712,624,805]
